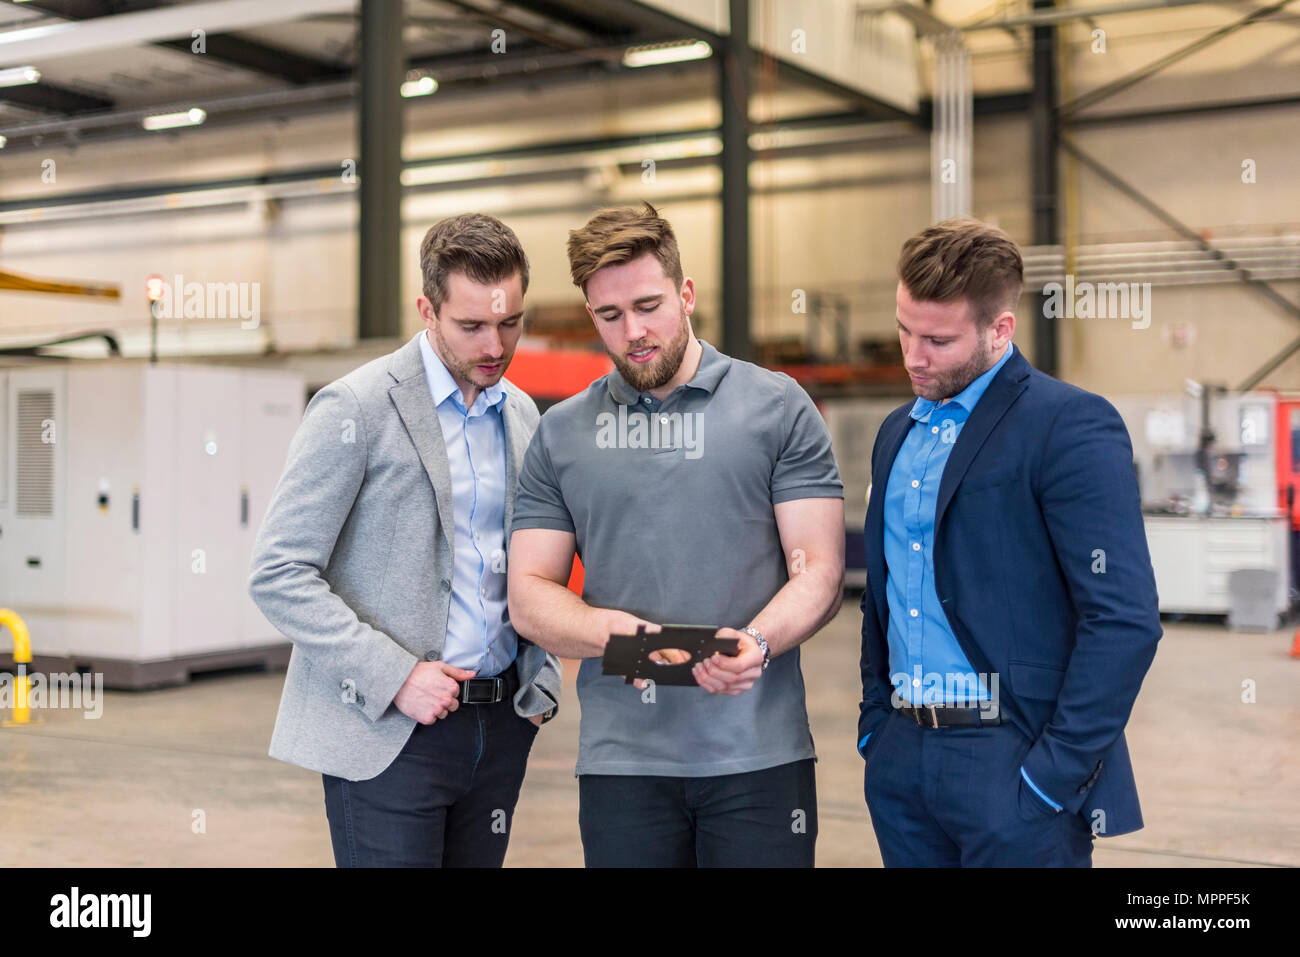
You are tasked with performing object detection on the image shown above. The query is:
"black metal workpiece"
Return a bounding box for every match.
[602,624,740,686]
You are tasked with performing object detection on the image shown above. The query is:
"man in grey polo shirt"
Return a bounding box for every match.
[508,202,845,867]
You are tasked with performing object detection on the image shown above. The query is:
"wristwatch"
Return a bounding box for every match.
[740,627,770,671]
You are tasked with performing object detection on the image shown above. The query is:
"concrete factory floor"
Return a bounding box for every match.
[2,604,1296,868]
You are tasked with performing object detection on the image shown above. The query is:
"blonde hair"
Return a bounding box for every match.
[566,201,683,295]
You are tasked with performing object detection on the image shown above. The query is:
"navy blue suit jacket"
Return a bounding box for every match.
[858,346,1161,836]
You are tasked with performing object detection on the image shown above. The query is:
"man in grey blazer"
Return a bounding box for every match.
[249,213,562,867]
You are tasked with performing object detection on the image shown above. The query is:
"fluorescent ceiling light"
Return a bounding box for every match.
[403,159,499,187]
[0,66,40,87]
[0,136,6,149]
[142,108,207,131]
[400,136,721,188]
[0,0,356,62]
[401,76,438,98]
[622,39,711,68]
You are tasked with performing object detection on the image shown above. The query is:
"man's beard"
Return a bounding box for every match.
[608,310,690,392]
[432,322,508,389]
[909,336,992,401]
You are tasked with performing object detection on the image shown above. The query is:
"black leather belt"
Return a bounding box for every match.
[458,663,519,705]
[897,702,1002,728]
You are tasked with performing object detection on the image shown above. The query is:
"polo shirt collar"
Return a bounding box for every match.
[910,341,1015,422]
[607,338,732,406]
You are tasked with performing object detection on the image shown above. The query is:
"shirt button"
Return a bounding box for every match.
[642,397,651,405]
[660,416,669,425]
[425,651,437,661]
[912,678,921,688]
[911,480,920,488]
[912,542,921,551]
[909,608,919,617]
[481,587,489,597]
[931,426,939,434]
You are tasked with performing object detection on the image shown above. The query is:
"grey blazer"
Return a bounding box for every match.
[249,332,563,781]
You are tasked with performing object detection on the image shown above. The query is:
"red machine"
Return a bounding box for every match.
[1271,392,1300,530]
[507,345,614,594]
[503,346,612,410]
[1267,391,1300,616]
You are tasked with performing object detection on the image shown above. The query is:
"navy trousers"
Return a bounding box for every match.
[322,669,538,868]
[863,709,1095,867]
[578,759,818,867]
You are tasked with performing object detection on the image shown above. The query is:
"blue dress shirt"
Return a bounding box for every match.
[417,330,517,677]
[858,342,1060,811]
[882,341,1015,708]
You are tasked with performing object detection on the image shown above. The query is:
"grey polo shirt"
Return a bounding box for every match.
[511,339,843,777]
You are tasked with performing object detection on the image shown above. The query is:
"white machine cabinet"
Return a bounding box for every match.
[1144,516,1289,620]
[0,362,303,686]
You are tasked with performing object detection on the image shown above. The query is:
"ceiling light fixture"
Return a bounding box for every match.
[0,66,41,87]
[142,107,206,131]
[401,76,438,98]
[622,39,712,68]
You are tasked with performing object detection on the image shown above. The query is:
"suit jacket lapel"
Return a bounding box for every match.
[932,348,1031,534]
[388,335,456,554]
[865,409,913,638]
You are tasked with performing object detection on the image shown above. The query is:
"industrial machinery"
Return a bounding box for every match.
[823,387,1291,628]
[0,362,304,687]
[1111,386,1290,626]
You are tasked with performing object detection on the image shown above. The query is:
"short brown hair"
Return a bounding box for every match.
[420,213,530,313]
[566,201,683,295]
[897,218,1023,329]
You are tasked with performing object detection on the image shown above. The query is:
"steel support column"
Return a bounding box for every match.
[719,0,752,362]
[358,0,405,340]
[1030,0,1060,376]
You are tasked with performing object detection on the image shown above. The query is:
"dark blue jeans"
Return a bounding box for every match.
[322,673,539,868]
[578,759,818,867]
[863,709,1095,867]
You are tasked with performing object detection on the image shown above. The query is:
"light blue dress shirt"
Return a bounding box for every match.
[417,330,517,677]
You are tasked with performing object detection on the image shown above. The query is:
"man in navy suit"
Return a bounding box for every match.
[858,218,1161,866]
